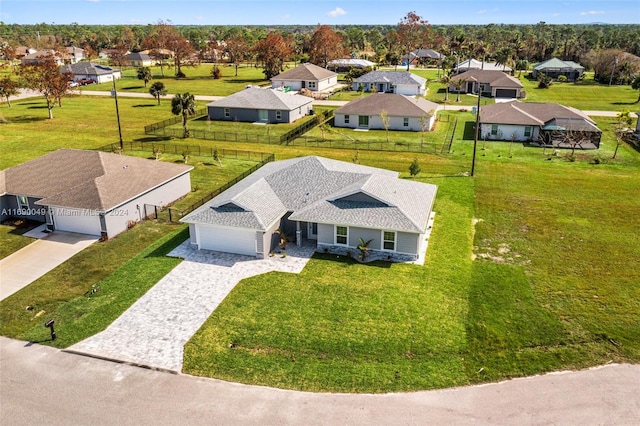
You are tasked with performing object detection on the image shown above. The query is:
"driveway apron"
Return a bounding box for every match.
[0,231,97,301]
[68,240,314,372]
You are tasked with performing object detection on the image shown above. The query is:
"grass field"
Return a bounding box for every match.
[1,93,639,392]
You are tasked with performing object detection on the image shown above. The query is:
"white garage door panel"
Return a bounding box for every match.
[198,225,256,256]
[53,208,101,236]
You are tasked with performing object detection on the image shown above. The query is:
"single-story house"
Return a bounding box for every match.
[334,93,439,131]
[271,63,338,92]
[402,49,444,66]
[532,58,585,81]
[14,46,37,59]
[0,149,193,238]
[450,70,524,98]
[60,63,122,84]
[65,46,85,64]
[454,59,512,73]
[181,156,437,262]
[122,52,153,67]
[479,101,602,148]
[20,49,66,66]
[352,71,427,95]
[327,58,376,72]
[207,87,313,124]
[99,49,129,59]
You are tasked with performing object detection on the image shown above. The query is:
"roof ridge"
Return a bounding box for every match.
[510,103,545,125]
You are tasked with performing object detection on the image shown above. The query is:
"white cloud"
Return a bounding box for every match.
[580,10,605,16]
[327,7,347,18]
[85,0,100,3]
[552,13,561,17]
[477,9,487,15]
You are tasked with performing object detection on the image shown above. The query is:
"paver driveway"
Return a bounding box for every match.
[69,240,314,372]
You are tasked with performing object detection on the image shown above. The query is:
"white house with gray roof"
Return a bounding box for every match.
[271,63,338,92]
[0,149,192,238]
[352,71,427,95]
[335,93,438,131]
[206,87,313,124]
[60,62,121,84]
[181,156,437,262]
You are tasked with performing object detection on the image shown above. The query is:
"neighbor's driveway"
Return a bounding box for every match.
[68,240,314,372]
[0,232,97,301]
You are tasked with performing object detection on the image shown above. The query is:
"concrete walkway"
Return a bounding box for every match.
[0,231,97,301]
[68,240,314,372]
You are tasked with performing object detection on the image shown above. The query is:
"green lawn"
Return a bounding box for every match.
[90,63,270,97]
[0,220,40,260]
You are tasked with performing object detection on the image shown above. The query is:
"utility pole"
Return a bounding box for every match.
[609,57,619,86]
[471,90,482,177]
[112,77,123,149]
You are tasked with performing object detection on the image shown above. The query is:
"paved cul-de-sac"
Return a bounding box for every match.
[68,240,314,372]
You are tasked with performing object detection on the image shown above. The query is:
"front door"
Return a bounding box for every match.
[258,109,268,122]
[308,222,318,240]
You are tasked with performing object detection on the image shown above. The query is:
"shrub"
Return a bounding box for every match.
[557,75,568,83]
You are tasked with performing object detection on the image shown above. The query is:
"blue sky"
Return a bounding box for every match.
[0,0,638,25]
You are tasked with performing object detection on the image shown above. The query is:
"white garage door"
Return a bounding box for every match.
[198,225,256,256]
[52,207,101,236]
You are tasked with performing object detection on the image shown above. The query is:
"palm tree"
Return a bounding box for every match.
[439,74,451,101]
[149,81,167,105]
[137,66,152,87]
[450,78,466,102]
[171,92,196,138]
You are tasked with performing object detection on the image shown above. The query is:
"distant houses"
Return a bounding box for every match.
[454,59,512,73]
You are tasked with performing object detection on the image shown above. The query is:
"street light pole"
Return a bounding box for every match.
[471,90,482,177]
[112,77,123,149]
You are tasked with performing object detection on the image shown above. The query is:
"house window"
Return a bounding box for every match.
[403,117,409,127]
[524,126,533,137]
[344,115,350,124]
[383,231,396,251]
[224,108,230,118]
[308,81,316,89]
[16,195,29,210]
[358,115,369,128]
[491,124,498,135]
[276,110,282,120]
[335,226,348,245]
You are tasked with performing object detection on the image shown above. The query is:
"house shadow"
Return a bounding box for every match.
[133,136,172,143]
[462,121,476,140]
[133,104,157,108]
[313,252,391,268]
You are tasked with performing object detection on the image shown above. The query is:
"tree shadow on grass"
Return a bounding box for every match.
[122,85,145,90]
[132,104,157,108]
[5,115,48,123]
[133,136,173,143]
[612,101,638,106]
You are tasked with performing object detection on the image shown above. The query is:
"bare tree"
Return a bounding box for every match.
[19,53,74,119]
[397,11,429,71]
[0,76,19,107]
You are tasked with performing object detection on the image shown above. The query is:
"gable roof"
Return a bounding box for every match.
[60,62,120,76]
[271,63,337,82]
[451,70,523,88]
[479,101,601,132]
[404,49,444,60]
[182,156,436,233]
[455,59,512,72]
[327,58,376,68]
[534,58,584,71]
[353,71,427,86]
[206,88,312,111]
[1,149,192,211]
[335,93,438,117]
[123,52,151,61]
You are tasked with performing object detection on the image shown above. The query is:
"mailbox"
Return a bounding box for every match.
[44,319,57,340]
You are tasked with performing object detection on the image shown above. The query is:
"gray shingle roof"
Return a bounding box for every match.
[480,101,601,132]
[353,71,427,86]
[454,59,512,72]
[182,156,437,234]
[206,88,313,111]
[1,149,192,211]
[271,63,337,82]
[533,58,584,71]
[335,93,438,117]
[60,62,120,76]
[451,70,523,88]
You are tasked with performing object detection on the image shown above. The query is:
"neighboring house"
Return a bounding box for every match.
[532,58,585,81]
[454,59,512,73]
[20,49,66,66]
[14,46,37,59]
[271,63,338,92]
[327,58,376,72]
[0,149,193,238]
[60,62,122,84]
[352,71,427,95]
[206,87,313,124]
[450,70,524,98]
[65,46,85,64]
[334,93,439,131]
[479,101,602,148]
[181,156,437,262]
[99,48,129,59]
[402,49,444,66]
[122,52,153,67]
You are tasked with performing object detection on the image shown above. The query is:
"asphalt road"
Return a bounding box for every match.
[2,337,639,425]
